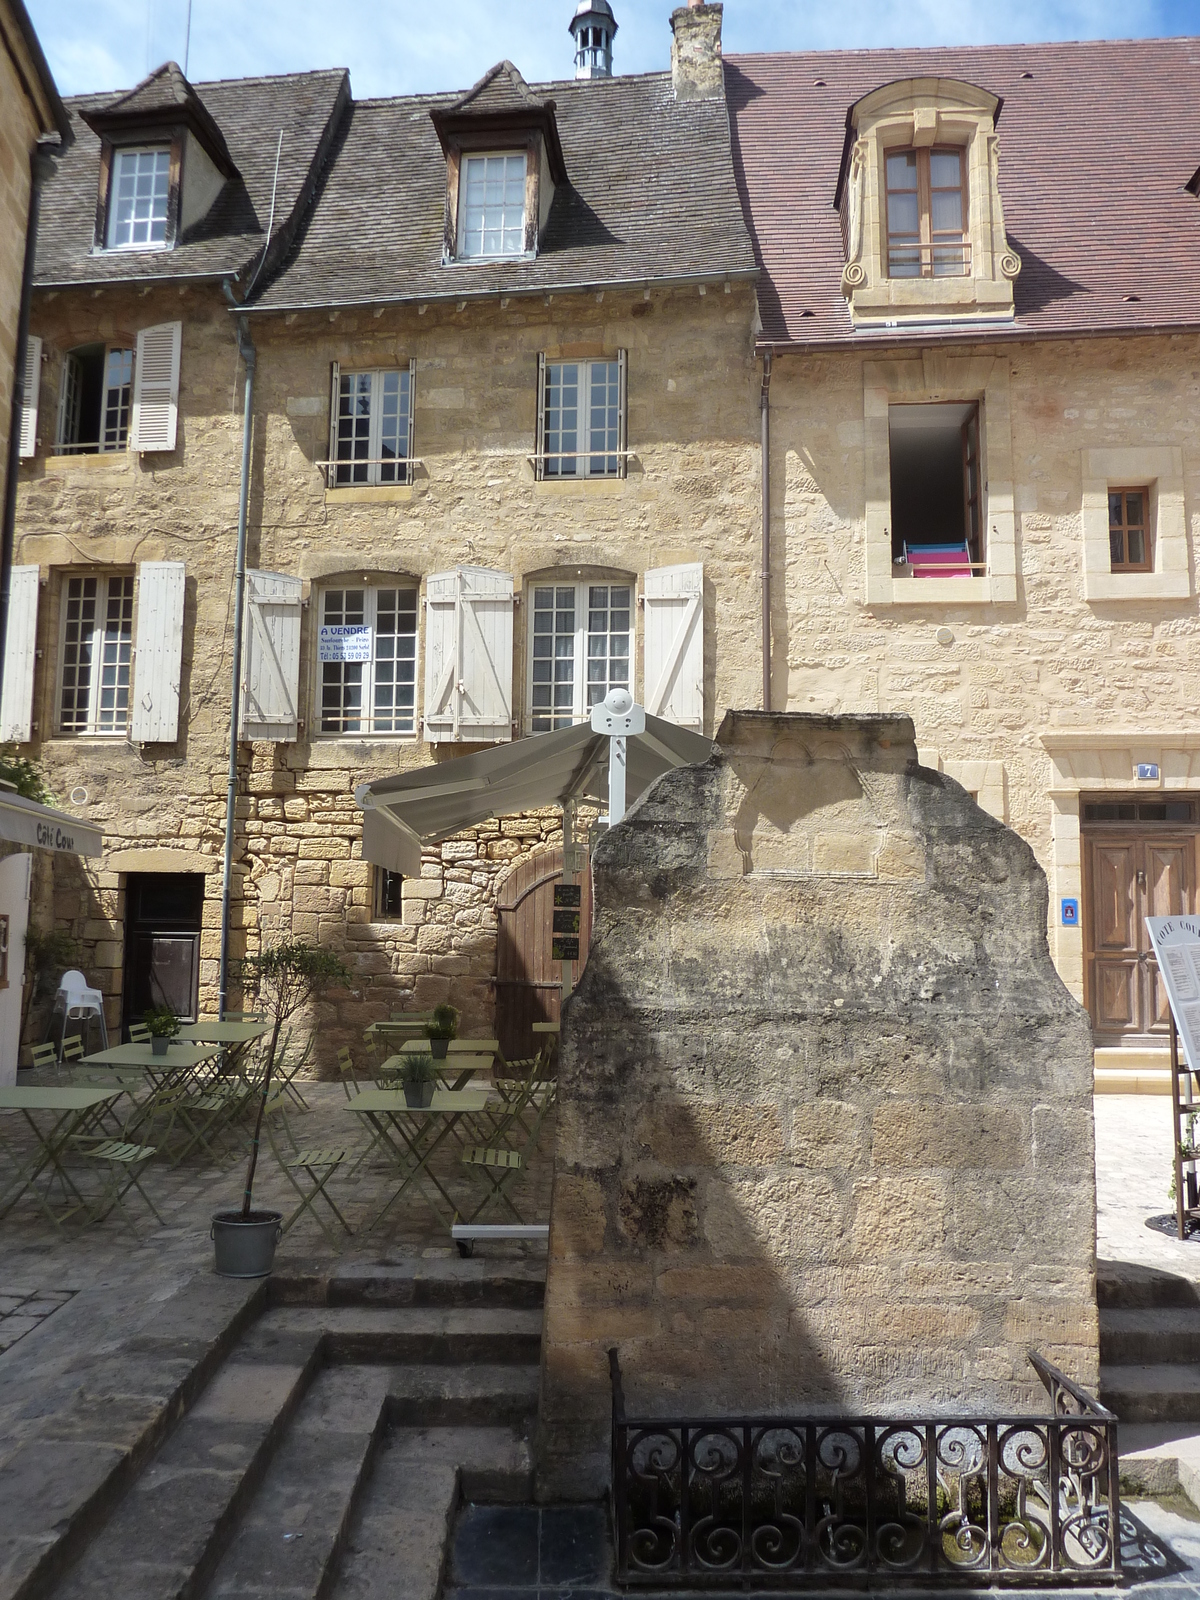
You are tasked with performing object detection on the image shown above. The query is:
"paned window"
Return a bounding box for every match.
[318,586,418,736]
[543,360,621,478]
[885,147,968,278]
[530,581,630,732]
[56,345,134,454]
[58,574,135,735]
[1109,488,1151,572]
[375,867,404,919]
[458,153,526,259]
[107,147,171,249]
[332,368,413,486]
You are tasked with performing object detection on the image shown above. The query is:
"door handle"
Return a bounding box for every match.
[1137,869,1147,891]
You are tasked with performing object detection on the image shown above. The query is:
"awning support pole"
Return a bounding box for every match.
[608,733,628,826]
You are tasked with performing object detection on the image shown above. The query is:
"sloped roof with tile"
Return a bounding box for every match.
[726,38,1200,348]
[246,68,758,312]
[34,67,350,289]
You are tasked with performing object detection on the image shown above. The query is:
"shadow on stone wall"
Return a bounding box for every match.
[536,711,1098,1501]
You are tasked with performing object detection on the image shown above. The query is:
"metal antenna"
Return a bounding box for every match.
[183,0,193,74]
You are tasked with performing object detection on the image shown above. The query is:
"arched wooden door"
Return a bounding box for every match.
[494,847,592,1061]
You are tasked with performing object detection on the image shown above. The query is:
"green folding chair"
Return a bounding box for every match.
[128,1022,151,1044]
[61,1035,85,1064]
[264,1092,352,1244]
[71,1136,163,1223]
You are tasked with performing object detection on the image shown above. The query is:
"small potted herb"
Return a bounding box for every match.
[424,1002,459,1060]
[401,1050,437,1108]
[143,1004,180,1055]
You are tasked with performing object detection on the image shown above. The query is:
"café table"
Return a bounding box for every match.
[80,1040,228,1149]
[383,1045,495,1092]
[344,1087,491,1230]
[0,1085,127,1223]
[175,1020,271,1045]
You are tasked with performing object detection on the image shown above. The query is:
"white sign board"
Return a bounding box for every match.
[1145,916,1200,1071]
[319,625,372,663]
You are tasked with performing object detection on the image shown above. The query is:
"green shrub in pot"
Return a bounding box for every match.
[143,1005,180,1055]
[424,1002,459,1059]
[401,1050,437,1108]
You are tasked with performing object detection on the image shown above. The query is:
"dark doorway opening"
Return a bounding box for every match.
[122,873,204,1036]
[889,401,982,567]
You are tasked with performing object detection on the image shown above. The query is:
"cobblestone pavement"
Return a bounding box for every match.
[1095,1094,1200,1279]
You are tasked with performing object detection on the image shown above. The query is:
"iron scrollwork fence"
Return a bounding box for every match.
[609,1349,1120,1588]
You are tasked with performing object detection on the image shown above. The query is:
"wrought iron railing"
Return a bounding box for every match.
[609,1349,1120,1588]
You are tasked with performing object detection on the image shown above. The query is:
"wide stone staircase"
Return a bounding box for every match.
[14,1259,544,1600]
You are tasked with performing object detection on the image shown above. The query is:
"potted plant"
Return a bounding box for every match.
[143,1004,180,1055]
[211,940,350,1278]
[400,1050,437,1108]
[424,1001,459,1060]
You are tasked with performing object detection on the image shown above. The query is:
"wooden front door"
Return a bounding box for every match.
[1083,799,1199,1041]
[494,848,592,1061]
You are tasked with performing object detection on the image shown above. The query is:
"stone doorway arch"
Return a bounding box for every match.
[494,846,592,1061]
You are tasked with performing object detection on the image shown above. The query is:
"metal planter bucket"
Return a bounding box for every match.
[211,1210,282,1278]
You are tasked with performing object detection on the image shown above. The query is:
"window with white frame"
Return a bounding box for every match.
[56,344,134,454]
[107,147,171,249]
[538,355,625,478]
[329,366,414,487]
[318,585,418,736]
[529,580,630,732]
[458,152,527,258]
[58,574,135,735]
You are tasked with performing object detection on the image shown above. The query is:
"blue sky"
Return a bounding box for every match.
[28,0,1200,100]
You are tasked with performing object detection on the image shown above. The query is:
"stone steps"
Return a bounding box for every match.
[261,1305,544,1367]
[330,1426,533,1600]
[271,1258,545,1311]
[1101,1306,1200,1366]
[1101,1363,1200,1422]
[1097,1262,1200,1309]
[387,1363,540,1428]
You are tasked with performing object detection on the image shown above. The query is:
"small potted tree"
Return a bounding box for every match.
[212,940,350,1278]
[143,1004,181,1055]
[424,1001,459,1060]
[400,1050,437,1108]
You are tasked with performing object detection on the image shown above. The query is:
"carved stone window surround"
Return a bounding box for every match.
[1080,445,1189,601]
[863,352,1017,606]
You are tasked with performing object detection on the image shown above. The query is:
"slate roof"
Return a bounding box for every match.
[34,67,349,289]
[449,60,545,115]
[246,69,758,312]
[726,38,1200,348]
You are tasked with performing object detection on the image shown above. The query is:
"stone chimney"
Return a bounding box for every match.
[670,2,723,101]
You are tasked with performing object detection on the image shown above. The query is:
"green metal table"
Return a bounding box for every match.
[0,1085,127,1223]
[175,1020,271,1045]
[344,1088,491,1230]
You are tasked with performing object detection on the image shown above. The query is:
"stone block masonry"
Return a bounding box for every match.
[536,710,1098,1500]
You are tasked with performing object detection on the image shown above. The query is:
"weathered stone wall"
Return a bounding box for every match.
[0,23,41,501]
[537,710,1098,1500]
[14,280,759,1057]
[770,333,1200,1005]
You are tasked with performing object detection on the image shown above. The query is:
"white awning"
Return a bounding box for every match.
[0,791,102,856]
[356,715,713,876]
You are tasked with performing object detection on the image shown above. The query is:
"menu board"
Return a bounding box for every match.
[1145,916,1200,1071]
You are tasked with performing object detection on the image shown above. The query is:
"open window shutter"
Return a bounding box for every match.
[130,321,182,452]
[18,337,41,458]
[240,571,302,741]
[534,352,547,482]
[422,567,513,744]
[617,348,628,480]
[405,358,416,485]
[131,561,185,742]
[326,360,340,489]
[643,562,704,730]
[0,567,39,742]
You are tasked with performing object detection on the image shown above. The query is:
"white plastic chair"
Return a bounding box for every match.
[50,970,109,1056]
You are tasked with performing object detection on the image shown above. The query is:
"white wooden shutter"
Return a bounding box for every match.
[534,352,547,481]
[17,337,41,458]
[643,562,704,730]
[326,360,340,488]
[131,561,185,742]
[617,347,628,480]
[241,571,302,741]
[423,566,513,744]
[0,567,39,742]
[130,321,182,452]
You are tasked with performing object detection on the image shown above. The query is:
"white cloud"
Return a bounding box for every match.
[27,0,1178,99]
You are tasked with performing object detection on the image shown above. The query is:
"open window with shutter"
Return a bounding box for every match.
[240,571,302,742]
[423,567,514,744]
[130,321,182,453]
[131,561,185,742]
[18,338,41,458]
[643,562,704,730]
[0,567,39,742]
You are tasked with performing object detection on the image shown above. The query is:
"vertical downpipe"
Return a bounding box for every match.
[760,350,773,712]
[218,305,256,1018]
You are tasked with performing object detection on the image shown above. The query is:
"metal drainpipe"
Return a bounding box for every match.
[0,145,58,699]
[218,295,256,1018]
[760,350,773,713]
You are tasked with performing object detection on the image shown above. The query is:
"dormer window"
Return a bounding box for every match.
[459,153,527,259]
[885,147,968,279]
[108,147,171,249]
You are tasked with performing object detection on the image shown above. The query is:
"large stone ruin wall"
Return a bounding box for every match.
[537,711,1098,1500]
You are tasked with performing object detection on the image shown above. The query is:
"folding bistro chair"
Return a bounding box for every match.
[273,1029,314,1112]
[70,1136,163,1223]
[128,1022,151,1044]
[23,1043,59,1081]
[263,1092,351,1244]
[61,1035,85,1065]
